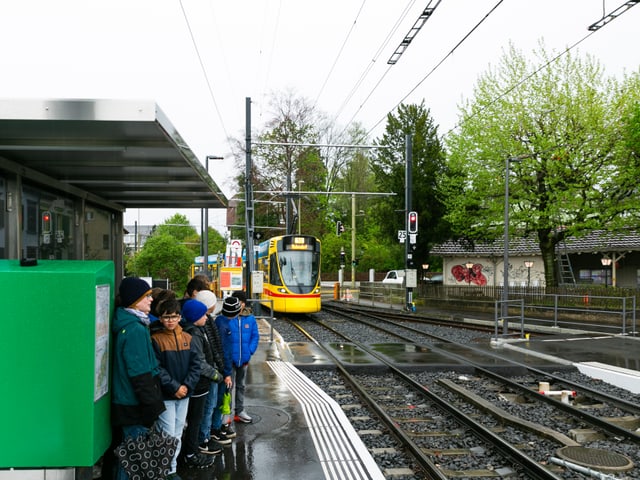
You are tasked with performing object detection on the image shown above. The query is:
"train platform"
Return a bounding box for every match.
[328,298,640,394]
[175,310,640,479]
[176,319,385,480]
[497,332,640,394]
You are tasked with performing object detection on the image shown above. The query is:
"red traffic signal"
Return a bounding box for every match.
[408,211,418,234]
[42,211,52,234]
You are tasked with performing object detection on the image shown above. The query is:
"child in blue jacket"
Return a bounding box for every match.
[229,291,259,424]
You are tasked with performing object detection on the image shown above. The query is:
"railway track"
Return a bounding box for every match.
[272,306,639,479]
[323,304,640,425]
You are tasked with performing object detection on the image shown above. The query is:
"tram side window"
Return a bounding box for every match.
[270,253,282,286]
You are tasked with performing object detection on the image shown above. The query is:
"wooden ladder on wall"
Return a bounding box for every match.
[556,238,576,286]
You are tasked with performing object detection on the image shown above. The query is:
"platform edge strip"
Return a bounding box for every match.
[268,361,385,480]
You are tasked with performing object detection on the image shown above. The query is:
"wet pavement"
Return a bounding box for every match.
[177,337,326,480]
[177,321,384,480]
[176,310,640,479]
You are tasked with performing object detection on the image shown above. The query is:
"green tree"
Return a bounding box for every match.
[154,213,200,255]
[325,146,389,277]
[370,101,449,270]
[232,90,328,240]
[204,226,227,257]
[611,72,640,227]
[126,234,193,293]
[442,43,640,286]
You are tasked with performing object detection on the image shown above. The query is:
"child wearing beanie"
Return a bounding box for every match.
[179,300,223,467]
[111,277,164,480]
[229,291,259,425]
[214,293,259,437]
[151,298,201,476]
[195,291,232,448]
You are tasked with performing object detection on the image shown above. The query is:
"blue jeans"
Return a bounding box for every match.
[156,398,189,474]
[116,424,150,480]
[199,380,220,442]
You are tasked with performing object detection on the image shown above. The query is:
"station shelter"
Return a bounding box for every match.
[0,98,228,479]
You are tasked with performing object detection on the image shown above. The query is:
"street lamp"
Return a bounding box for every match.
[524,260,534,288]
[601,257,612,287]
[297,180,304,235]
[465,261,474,285]
[203,155,223,279]
[502,156,523,331]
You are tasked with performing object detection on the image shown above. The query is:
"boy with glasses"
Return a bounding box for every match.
[151,298,201,480]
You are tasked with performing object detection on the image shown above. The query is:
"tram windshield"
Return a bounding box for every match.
[278,250,319,293]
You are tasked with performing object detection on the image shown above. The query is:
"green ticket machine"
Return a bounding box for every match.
[0,260,114,469]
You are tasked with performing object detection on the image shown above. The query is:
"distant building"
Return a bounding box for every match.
[123,224,154,255]
[430,230,640,289]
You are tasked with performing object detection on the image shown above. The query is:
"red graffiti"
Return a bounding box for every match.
[451,263,487,286]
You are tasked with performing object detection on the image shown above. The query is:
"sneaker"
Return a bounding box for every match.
[234,410,252,423]
[182,452,215,468]
[210,429,232,445]
[222,424,236,438]
[199,441,223,455]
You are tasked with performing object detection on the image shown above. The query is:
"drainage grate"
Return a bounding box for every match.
[240,405,290,433]
[556,446,634,472]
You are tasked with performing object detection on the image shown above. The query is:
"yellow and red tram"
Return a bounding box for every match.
[256,234,321,313]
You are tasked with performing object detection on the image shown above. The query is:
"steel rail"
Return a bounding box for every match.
[292,315,564,479]
[325,305,640,443]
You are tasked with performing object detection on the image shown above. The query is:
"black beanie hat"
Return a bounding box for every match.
[221,296,241,317]
[119,277,151,308]
[232,290,247,303]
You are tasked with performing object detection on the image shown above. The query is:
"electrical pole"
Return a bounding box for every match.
[245,97,255,297]
[351,193,356,288]
[405,134,414,311]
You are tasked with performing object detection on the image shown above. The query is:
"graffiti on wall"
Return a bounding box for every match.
[452,263,487,286]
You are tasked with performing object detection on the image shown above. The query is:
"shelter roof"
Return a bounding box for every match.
[0,98,227,211]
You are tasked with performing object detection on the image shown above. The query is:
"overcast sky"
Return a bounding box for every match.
[1,0,638,232]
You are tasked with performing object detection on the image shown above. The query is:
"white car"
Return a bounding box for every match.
[382,270,405,284]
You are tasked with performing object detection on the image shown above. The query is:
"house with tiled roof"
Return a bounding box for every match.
[430,230,640,289]
[123,224,154,255]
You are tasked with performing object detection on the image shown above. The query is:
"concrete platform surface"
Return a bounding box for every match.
[501,333,640,393]
[177,319,384,480]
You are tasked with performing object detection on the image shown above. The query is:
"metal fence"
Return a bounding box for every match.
[355,282,406,309]
[347,282,637,336]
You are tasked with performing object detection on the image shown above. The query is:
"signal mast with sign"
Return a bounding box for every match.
[407,211,418,245]
[42,211,52,244]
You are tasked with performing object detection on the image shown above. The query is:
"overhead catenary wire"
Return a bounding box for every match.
[259,0,284,122]
[442,29,597,136]
[366,0,635,138]
[178,0,230,144]
[313,0,368,108]
[332,0,418,123]
[365,0,506,136]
